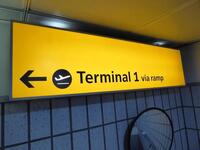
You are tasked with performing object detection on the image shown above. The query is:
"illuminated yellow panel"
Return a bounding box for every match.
[12,22,185,100]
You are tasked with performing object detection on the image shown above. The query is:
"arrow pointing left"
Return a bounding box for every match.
[20,70,47,88]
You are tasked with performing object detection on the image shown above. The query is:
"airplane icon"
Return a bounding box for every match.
[54,75,71,85]
[55,75,71,81]
[52,69,72,89]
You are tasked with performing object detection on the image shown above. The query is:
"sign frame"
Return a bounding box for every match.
[10,21,185,101]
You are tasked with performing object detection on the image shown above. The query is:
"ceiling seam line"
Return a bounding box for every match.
[138,0,199,31]
[23,0,31,22]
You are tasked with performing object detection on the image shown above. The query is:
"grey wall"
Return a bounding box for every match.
[0,7,24,99]
[1,87,197,150]
[0,20,11,98]
[181,42,200,83]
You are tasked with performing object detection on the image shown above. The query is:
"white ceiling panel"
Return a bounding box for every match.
[138,0,200,43]
[29,0,200,43]
[30,0,189,30]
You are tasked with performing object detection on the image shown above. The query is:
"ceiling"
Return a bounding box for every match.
[29,0,200,44]
[0,0,200,44]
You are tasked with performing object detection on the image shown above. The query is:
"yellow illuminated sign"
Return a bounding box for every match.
[12,22,185,100]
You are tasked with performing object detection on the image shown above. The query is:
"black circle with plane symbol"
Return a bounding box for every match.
[52,69,72,89]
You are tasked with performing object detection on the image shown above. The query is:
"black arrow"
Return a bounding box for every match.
[20,70,47,88]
